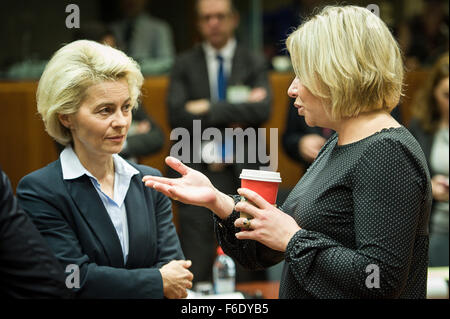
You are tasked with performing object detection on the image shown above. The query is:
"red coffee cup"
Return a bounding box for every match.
[239,169,282,219]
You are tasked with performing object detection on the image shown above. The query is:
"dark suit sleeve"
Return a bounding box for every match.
[0,169,72,298]
[282,99,318,167]
[213,197,285,270]
[16,173,166,299]
[167,56,208,130]
[282,100,304,163]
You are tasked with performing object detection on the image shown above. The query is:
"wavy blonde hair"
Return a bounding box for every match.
[286,5,404,120]
[37,40,143,145]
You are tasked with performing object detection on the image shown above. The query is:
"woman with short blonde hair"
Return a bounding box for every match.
[18,40,193,299]
[36,40,143,146]
[143,5,431,298]
[286,5,404,120]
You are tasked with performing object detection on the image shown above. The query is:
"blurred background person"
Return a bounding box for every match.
[167,0,271,286]
[398,0,449,70]
[17,40,192,298]
[111,0,175,75]
[282,101,333,169]
[120,107,164,162]
[408,52,449,267]
[263,0,321,69]
[1,166,72,298]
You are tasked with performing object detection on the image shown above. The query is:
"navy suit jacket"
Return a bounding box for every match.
[16,160,184,298]
[167,44,271,131]
[167,43,272,177]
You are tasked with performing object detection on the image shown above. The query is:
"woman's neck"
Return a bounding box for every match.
[72,144,115,181]
[334,111,401,146]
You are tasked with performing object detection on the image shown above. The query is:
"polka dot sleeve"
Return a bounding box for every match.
[213,195,285,270]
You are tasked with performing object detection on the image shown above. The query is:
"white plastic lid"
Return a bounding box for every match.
[239,169,282,183]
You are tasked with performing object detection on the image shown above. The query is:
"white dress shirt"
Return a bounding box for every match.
[203,38,237,102]
[60,146,139,263]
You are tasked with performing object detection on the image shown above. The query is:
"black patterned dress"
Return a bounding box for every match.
[214,127,432,299]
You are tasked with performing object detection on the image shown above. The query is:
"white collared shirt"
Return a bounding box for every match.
[202,38,237,102]
[60,146,139,263]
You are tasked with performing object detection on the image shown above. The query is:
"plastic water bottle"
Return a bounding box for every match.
[213,246,236,294]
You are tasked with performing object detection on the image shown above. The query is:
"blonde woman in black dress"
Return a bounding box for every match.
[143,5,431,298]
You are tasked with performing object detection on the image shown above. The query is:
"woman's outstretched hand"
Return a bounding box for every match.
[142,156,235,219]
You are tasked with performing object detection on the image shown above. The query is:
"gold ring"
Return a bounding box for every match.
[244,218,251,229]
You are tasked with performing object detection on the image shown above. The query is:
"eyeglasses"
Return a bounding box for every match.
[198,12,232,23]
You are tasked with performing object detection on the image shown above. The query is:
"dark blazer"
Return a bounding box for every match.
[16,160,184,299]
[168,43,271,130]
[167,43,272,175]
[0,167,72,298]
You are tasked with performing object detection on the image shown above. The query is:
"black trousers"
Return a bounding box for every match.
[176,165,267,284]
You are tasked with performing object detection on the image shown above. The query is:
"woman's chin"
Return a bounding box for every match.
[304,117,315,128]
[101,144,124,155]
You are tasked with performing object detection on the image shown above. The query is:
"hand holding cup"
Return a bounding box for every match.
[234,188,301,252]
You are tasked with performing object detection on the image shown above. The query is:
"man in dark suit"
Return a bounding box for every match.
[0,167,71,298]
[167,0,271,284]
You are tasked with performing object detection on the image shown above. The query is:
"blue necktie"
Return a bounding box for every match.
[217,55,230,162]
[217,55,226,101]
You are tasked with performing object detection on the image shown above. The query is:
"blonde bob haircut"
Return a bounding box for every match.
[286,5,404,120]
[37,40,144,145]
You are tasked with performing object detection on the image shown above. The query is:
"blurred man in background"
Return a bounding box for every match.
[167,0,271,286]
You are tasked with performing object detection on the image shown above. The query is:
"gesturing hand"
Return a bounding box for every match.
[142,156,235,219]
[143,156,216,206]
[159,260,193,299]
[234,188,301,252]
